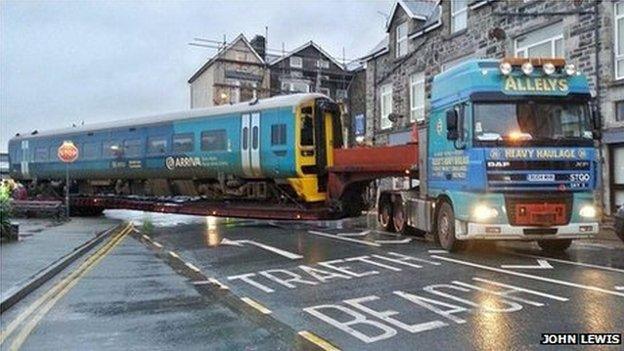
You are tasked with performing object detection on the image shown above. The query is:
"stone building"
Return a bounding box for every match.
[361,0,624,214]
[267,41,352,100]
[188,34,270,108]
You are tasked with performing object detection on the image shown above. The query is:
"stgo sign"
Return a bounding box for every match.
[57,141,79,163]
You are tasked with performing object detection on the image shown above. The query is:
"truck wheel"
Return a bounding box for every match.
[393,200,407,233]
[537,239,572,252]
[378,198,395,232]
[435,201,465,252]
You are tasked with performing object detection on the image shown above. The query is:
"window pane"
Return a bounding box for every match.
[617,3,624,16]
[103,140,122,157]
[554,38,563,57]
[173,133,194,153]
[300,111,314,146]
[35,147,48,161]
[618,17,624,56]
[516,22,563,48]
[527,41,552,57]
[252,126,259,149]
[242,127,249,150]
[614,146,624,184]
[271,124,287,145]
[617,58,624,79]
[147,137,167,155]
[124,139,142,157]
[617,101,624,121]
[83,142,99,159]
[452,11,467,32]
[201,130,227,151]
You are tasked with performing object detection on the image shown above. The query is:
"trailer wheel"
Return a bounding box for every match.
[537,239,572,252]
[435,201,465,252]
[378,197,395,232]
[393,200,410,234]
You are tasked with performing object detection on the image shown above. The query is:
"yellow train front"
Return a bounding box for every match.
[7,94,343,207]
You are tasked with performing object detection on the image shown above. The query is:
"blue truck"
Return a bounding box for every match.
[377,58,601,252]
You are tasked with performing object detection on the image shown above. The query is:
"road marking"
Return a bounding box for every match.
[501,259,553,270]
[430,255,624,298]
[428,250,448,254]
[507,252,624,274]
[374,238,412,244]
[141,234,152,241]
[168,251,179,259]
[1,223,131,349]
[298,330,341,351]
[185,262,201,273]
[308,230,381,247]
[152,241,163,249]
[241,297,271,314]
[616,286,624,291]
[208,278,229,290]
[220,238,303,260]
[337,230,371,237]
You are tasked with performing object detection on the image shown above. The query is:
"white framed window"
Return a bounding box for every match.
[396,22,408,58]
[515,22,564,58]
[615,2,624,79]
[380,84,393,130]
[410,72,425,122]
[451,0,468,33]
[317,59,330,69]
[281,81,309,93]
[319,87,330,96]
[290,56,303,68]
[336,89,348,100]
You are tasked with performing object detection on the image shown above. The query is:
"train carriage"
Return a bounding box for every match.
[8,93,343,206]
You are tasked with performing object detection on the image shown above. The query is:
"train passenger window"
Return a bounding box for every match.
[147,137,168,155]
[201,130,227,151]
[271,124,287,145]
[124,139,142,158]
[300,108,314,146]
[242,127,249,150]
[173,133,194,153]
[252,126,259,149]
[83,142,100,159]
[34,147,48,162]
[103,140,122,158]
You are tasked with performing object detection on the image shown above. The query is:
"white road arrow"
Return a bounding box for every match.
[501,259,554,269]
[220,238,303,260]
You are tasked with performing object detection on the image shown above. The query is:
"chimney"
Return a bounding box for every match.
[250,35,266,60]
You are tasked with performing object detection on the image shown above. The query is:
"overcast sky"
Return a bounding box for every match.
[0,0,393,151]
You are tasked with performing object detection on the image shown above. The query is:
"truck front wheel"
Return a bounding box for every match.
[537,239,572,252]
[435,201,465,252]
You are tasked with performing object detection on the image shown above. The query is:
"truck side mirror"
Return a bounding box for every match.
[446,109,458,140]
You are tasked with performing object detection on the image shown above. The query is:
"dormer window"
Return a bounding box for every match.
[396,22,408,58]
[290,56,303,68]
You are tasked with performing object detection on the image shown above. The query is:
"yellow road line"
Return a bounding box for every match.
[168,251,180,259]
[298,331,340,351]
[0,223,131,348]
[240,297,271,314]
[152,241,163,249]
[184,262,201,273]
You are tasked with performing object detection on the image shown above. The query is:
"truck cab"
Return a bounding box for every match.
[379,58,601,252]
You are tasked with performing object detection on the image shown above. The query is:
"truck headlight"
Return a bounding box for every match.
[473,204,499,222]
[579,205,597,219]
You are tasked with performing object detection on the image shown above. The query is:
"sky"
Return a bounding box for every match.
[0,0,393,152]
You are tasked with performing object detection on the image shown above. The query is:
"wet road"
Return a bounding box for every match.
[3,212,623,350]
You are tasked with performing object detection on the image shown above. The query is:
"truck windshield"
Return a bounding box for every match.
[473,102,593,145]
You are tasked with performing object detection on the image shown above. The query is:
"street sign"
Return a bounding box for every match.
[57,141,78,163]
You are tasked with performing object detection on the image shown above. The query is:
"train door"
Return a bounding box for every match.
[21,140,30,178]
[240,112,262,178]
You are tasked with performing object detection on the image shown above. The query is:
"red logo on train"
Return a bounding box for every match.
[57,141,79,163]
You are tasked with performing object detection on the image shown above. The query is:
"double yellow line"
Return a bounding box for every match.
[0,222,133,351]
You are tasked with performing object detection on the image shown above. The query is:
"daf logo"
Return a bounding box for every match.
[487,161,510,168]
[489,149,501,159]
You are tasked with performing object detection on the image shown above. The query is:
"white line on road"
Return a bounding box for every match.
[209,277,229,290]
[616,286,624,291]
[169,251,180,259]
[374,238,413,244]
[430,255,624,298]
[152,241,163,249]
[428,249,449,254]
[185,262,201,273]
[501,259,553,270]
[336,230,371,237]
[308,230,381,247]
[507,251,624,274]
[221,238,303,260]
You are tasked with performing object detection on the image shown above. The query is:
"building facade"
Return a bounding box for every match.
[361,0,624,214]
[188,34,270,108]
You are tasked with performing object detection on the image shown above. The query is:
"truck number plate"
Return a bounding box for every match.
[527,174,555,182]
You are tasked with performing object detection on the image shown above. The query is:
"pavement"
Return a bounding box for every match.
[1,211,622,350]
[0,217,120,297]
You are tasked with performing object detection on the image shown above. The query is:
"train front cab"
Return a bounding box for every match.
[288,97,341,203]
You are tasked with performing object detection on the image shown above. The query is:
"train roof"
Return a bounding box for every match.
[11,93,326,141]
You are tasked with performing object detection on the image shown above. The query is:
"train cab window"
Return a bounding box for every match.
[201,130,227,151]
[173,133,194,153]
[34,147,48,162]
[300,107,314,146]
[271,124,287,145]
[124,139,142,158]
[83,142,100,159]
[147,137,168,155]
[103,140,122,158]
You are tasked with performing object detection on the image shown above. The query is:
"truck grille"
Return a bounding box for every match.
[504,193,573,226]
